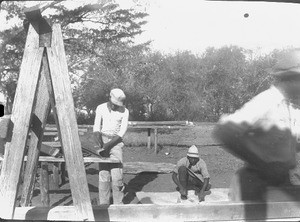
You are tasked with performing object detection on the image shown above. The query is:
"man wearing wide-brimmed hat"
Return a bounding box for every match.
[93,88,129,205]
[214,49,300,201]
[172,145,211,202]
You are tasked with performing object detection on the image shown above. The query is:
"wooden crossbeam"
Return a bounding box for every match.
[11,201,300,221]
[21,156,120,163]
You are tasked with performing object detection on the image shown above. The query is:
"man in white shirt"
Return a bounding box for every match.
[93,88,129,205]
[214,49,300,201]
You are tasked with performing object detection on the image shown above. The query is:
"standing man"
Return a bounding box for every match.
[93,88,129,205]
[213,49,300,201]
[172,145,211,202]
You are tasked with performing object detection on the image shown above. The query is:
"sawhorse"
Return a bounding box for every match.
[0,4,94,220]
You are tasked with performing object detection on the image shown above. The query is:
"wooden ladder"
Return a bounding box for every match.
[0,5,95,221]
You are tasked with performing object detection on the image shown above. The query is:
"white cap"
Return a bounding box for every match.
[110,88,126,106]
[187,145,199,158]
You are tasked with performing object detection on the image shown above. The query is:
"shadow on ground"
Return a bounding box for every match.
[123,172,158,204]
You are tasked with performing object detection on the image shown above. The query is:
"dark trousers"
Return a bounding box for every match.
[178,166,209,192]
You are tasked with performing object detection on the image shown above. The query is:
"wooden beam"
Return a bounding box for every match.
[129,125,194,129]
[12,201,300,221]
[0,24,44,219]
[40,162,50,206]
[1,156,173,173]
[129,121,191,126]
[154,128,158,154]
[20,53,52,207]
[123,162,175,174]
[52,163,60,189]
[45,126,88,132]
[24,4,52,47]
[20,156,120,163]
[46,23,94,221]
[147,128,151,149]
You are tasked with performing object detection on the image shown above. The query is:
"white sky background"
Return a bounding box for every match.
[130,0,300,55]
[1,0,300,55]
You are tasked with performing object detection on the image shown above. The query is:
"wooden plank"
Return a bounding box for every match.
[21,156,120,163]
[147,128,151,149]
[0,115,11,139]
[129,121,191,126]
[123,162,175,174]
[129,125,194,129]
[40,162,50,206]
[0,23,44,219]
[0,155,172,173]
[52,163,60,189]
[154,128,158,154]
[42,141,61,147]
[0,115,11,156]
[45,126,88,132]
[12,201,300,221]
[46,23,94,221]
[45,124,193,130]
[21,55,52,207]
[40,143,60,157]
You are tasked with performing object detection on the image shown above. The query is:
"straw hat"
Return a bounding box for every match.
[187,145,199,158]
[110,88,126,106]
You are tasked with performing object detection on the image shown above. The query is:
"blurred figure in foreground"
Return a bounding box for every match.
[214,49,300,201]
[172,145,211,202]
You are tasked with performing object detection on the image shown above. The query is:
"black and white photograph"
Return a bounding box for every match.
[1,0,300,221]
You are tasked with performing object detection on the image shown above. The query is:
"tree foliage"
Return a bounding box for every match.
[0,1,290,122]
[0,1,149,114]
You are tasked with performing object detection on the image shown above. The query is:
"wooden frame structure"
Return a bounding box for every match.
[0,5,94,220]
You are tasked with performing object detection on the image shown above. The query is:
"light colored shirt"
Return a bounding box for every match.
[93,102,129,138]
[173,157,210,182]
[219,86,300,184]
[220,86,300,142]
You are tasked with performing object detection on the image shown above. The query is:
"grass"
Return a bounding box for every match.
[124,123,220,147]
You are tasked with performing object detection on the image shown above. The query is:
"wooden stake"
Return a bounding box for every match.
[20,51,51,207]
[52,163,60,189]
[147,128,151,149]
[46,24,94,221]
[40,162,50,206]
[154,128,158,154]
[0,24,44,219]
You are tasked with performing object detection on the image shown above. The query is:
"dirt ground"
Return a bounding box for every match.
[13,124,245,206]
[123,145,243,190]
[23,143,243,207]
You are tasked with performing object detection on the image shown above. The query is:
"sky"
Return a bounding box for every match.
[1,0,300,55]
[129,0,300,55]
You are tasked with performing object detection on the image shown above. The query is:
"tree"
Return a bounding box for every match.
[0,1,149,115]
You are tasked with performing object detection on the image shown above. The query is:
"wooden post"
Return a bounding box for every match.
[46,24,94,221]
[20,52,51,207]
[40,162,50,206]
[61,162,66,185]
[52,163,60,189]
[0,24,44,218]
[147,128,151,149]
[154,128,158,154]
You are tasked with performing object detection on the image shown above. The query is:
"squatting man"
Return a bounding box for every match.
[172,145,211,202]
[93,88,129,205]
